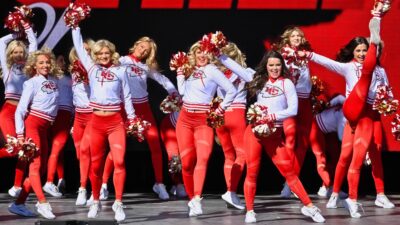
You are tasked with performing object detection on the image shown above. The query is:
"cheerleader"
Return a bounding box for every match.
[72,25,136,222]
[68,39,95,206]
[0,20,36,198]
[274,27,313,197]
[305,10,393,217]
[8,48,61,219]
[43,55,73,197]
[175,42,237,216]
[159,111,187,198]
[215,42,247,209]
[218,50,325,223]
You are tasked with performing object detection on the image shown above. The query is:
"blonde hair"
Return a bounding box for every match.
[129,36,158,70]
[187,41,216,67]
[216,42,246,71]
[91,39,120,65]
[0,40,28,78]
[277,26,311,50]
[24,47,63,78]
[68,38,94,72]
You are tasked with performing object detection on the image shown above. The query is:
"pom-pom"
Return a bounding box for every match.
[246,104,276,137]
[169,51,193,78]
[373,85,398,116]
[206,97,225,128]
[71,60,88,84]
[168,155,182,174]
[371,0,391,17]
[391,113,400,141]
[4,5,34,34]
[199,31,227,56]
[160,93,182,114]
[280,44,309,67]
[126,117,151,142]
[63,2,91,28]
[5,135,19,155]
[6,135,39,162]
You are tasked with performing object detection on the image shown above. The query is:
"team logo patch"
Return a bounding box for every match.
[41,80,57,94]
[127,65,145,77]
[95,69,118,83]
[262,84,284,98]
[187,70,206,81]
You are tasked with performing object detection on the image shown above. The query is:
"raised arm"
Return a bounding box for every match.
[23,22,37,53]
[207,65,237,110]
[71,27,94,72]
[148,70,178,94]
[309,52,350,77]
[218,54,255,82]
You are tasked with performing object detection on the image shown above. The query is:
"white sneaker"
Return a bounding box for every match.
[245,210,257,223]
[8,203,37,217]
[112,201,126,222]
[35,202,56,219]
[88,201,101,218]
[375,195,395,209]
[188,197,203,217]
[8,186,22,198]
[325,187,348,199]
[153,183,170,200]
[75,188,87,206]
[317,186,328,197]
[326,195,341,208]
[222,191,245,210]
[343,198,362,218]
[43,182,62,198]
[86,194,94,206]
[176,184,187,198]
[301,206,326,223]
[100,184,109,200]
[57,179,66,195]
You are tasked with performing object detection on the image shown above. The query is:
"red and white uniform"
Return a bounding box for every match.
[13,74,58,204]
[176,63,236,199]
[315,95,346,140]
[72,27,135,201]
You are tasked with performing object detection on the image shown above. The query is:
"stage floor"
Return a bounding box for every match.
[0,193,399,225]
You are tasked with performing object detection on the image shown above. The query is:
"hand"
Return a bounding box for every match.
[297,50,310,58]
[266,113,276,123]
[215,106,225,116]
[177,67,184,76]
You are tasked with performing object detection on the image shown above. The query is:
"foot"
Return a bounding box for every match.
[36,202,56,219]
[326,194,341,208]
[375,194,395,209]
[245,210,257,223]
[43,182,62,198]
[112,201,126,222]
[87,201,101,218]
[301,205,326,223]
[100,184,109,200]
[86,194,94,206]
[175,184,188,198]
[221,191,245,210]
[153,183,170,200]
[8,186,22,198]
[188,197,203,217]
[343,198,362,218]
[8,203,37,217]
[317,186,328,197]
[75,187,87,206]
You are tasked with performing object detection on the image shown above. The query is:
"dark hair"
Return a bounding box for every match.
[336,37,369,63]
[246,50,289,98]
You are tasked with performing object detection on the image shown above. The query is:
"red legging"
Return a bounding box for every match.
[89,112,126,201]
[15,115,51,204]
[215,108,246,192]
[46,110,72,183]
[243,125,312,211]
[159,115,182,185]
[293,98,313,175]
[0,102,26,188]
[176,110,214,199]
[72,112,92,188]
[102,102,164,184]
[369,119,385,194]
[343,44,377,127]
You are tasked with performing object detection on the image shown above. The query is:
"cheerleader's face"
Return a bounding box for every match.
[35,55,51,76]
[289,30,302,48]
[11,46,25,63]
[96,47,112,65]
[133,41,150,60]
[353,44,368,64]
[266,57,282,79]
[195,49,208,67]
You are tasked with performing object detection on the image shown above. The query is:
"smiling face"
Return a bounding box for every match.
[195,49,209,67]
[353,43,368,64]
[289,30,302,48]
[35,54,51,76]
[96,47,112,66]
[266,57,282,79]
[133,41,151,60]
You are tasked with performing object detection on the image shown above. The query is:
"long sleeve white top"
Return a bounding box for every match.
[119,55,177,103]
[0,26,37,100]
[57,75,74,112]
[72,27,135,119]
[310,52,390,104]
[177,63,237,111]
[216,70,247,110]
[284,61,312,98]
[315,106,346,141]
[218,54,298,126]
[15,75,59,138]
[71,62,92,113]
